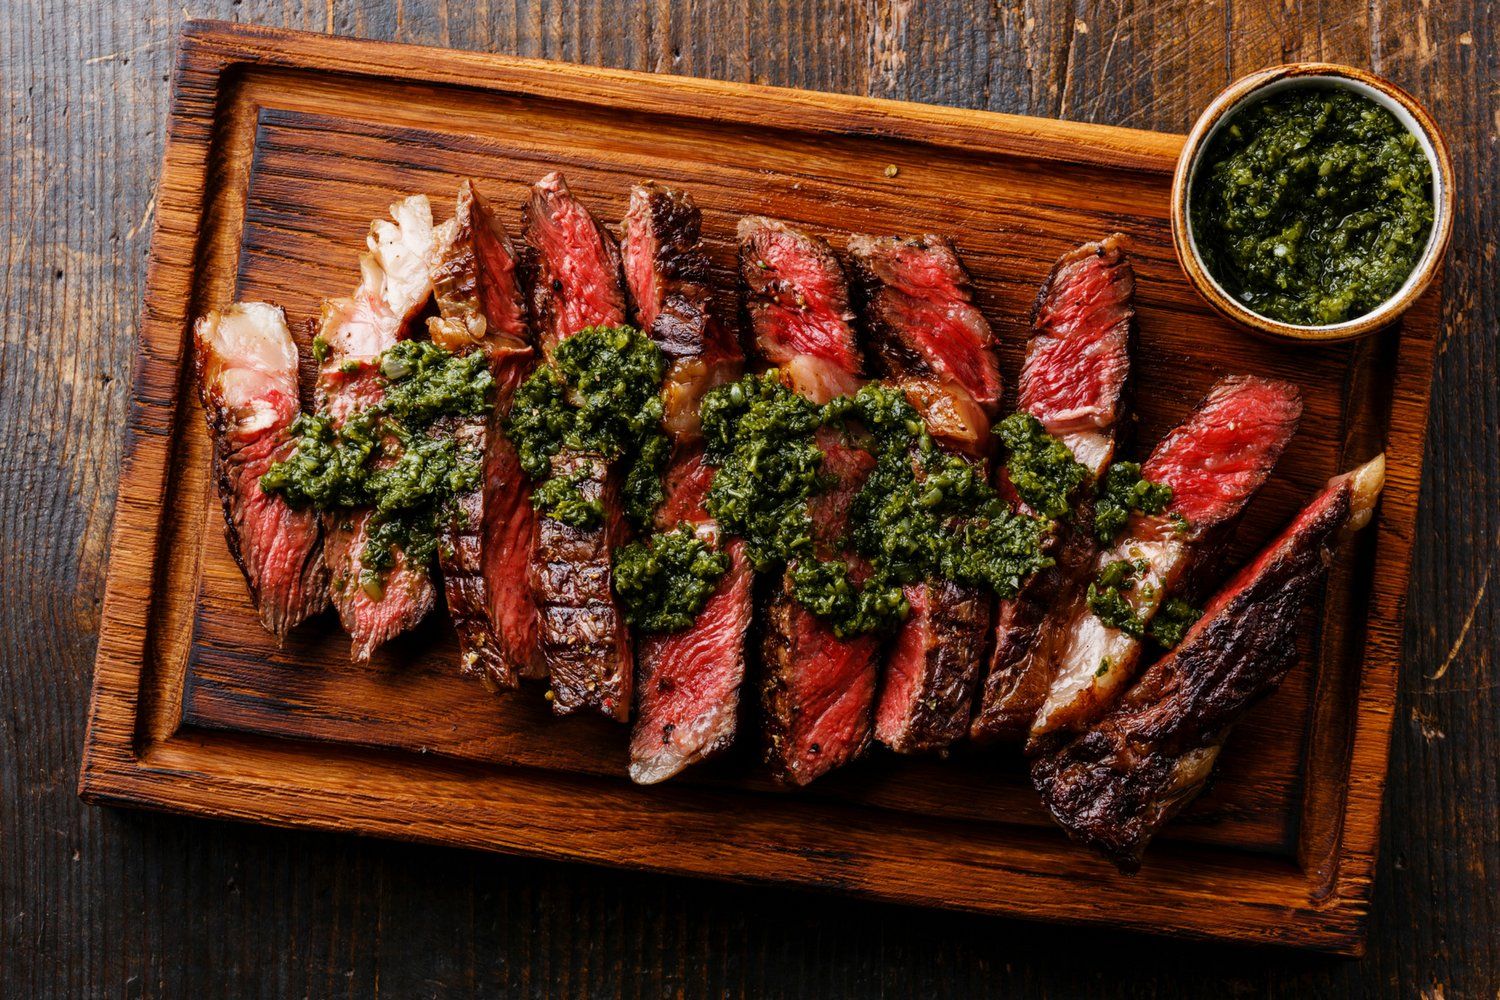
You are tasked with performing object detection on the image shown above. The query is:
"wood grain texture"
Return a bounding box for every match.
[5,1,1496,996]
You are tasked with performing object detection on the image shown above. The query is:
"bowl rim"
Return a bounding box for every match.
[1170,62,1455,344]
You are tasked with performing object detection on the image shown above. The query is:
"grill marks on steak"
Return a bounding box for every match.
[317,195,439,661]
[524,172,633,718]
[530,451,633,719]
[1032,456,1385,872]
[620,183,751,782]
[738,216,863,404]
[971,237,1136,743]
[1029,376,1303,747]
[428,180,540,688]
[761,435,881,784]
[194,303,329,640]
[847,234,1002,414]
[523,171,627,357]
[874,578,991,753]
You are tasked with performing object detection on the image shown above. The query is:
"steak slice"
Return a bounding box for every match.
[737,216,862,404]
[761,435,881,785]
[971,236,1135,743]
[529,451,633,720]
[1032,456,1385,872]
[317,194,439,661]
[621,184,752,782]
[845,235,1001,755]
[428,180,540,688]
[630,450,754,784]
[193,302,328,640]
[523,172,633,718]
[621,182,743,440]
[873,577,990,754]
[523,171,627,357]
[1029,375,1303,747]
[847,233,1002,414]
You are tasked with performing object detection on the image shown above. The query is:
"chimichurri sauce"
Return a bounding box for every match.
[1191,86,1433,325]
[259,340,495,586]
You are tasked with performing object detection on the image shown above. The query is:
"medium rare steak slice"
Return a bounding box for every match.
[193,303,328,640]
[621,182,742,439]
[622,184,752,782]
[317,194,438,661]
[630,450,753,784]
[1029,376,1303,747]
[524,172,634,717]
[847,233,1002,414]
[971,237,1135,743]
[530,451,633,720]
[1032,456,1385,872]
[738,216,862,404]
[428,180,540,688]
[873,578,990,754]
[523,171,627,357]
[761,435,880,785]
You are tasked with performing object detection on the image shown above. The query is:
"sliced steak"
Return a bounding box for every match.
[845,235,1001,755]
[1032,456,1385,872]
[529,451,633,720]
[523,172,633,717]
[621,184,752,782]
[873,577,990,754]
[847,233,1002,414]
[317,194,438,661]
[193,302,328,640]
[971,236,1135,743]
[761,434,881,785]
[523,171,627,357]
[630,450,754,784]
[737,216,862,403]
[621,182,743,440]
[1029,375,1303,747]
[428,180,540,688]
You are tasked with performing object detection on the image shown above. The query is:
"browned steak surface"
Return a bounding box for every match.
[530,451,633,720]
[1031,457,1384,872]
[873,577,990,754]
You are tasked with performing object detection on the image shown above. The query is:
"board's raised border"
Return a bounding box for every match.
[77,19,1437,955]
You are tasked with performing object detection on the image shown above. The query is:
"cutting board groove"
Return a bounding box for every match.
[80,21,1438,954]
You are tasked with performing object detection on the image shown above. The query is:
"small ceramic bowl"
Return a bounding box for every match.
[1170,63,1454,343]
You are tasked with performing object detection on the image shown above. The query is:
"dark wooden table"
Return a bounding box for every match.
[4,2,1494,996]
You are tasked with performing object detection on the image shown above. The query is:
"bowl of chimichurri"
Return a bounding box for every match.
[1171,63,1453,342]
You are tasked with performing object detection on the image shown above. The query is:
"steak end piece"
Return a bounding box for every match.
[530,451,633,720]
[847,233,1002,414]
[193,303,329,640]
[1032,456,1385,872]
[737,216,862,404]
[523,171,627,355]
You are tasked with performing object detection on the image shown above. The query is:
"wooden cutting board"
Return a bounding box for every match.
[79,20,1438,955]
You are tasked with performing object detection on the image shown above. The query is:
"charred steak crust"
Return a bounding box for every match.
[1031,474,1362,873]
[621,182,716,360]
[530,452,633,720]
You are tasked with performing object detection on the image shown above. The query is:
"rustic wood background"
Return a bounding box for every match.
[3,0,1494,996]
